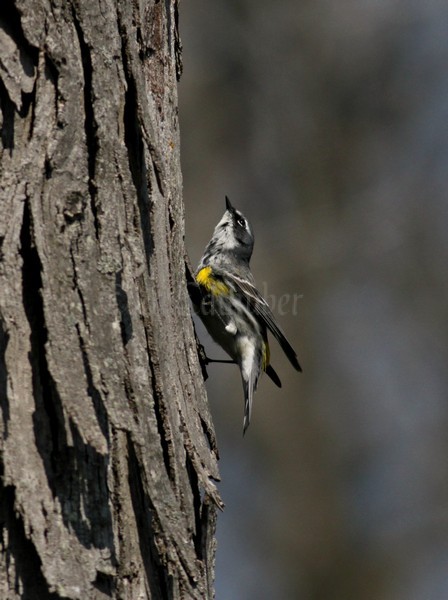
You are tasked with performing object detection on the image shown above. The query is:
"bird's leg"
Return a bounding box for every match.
[197,342,236,366]
[205,357,236,365]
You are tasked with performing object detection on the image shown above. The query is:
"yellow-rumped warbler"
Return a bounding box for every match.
[194,197,302,434]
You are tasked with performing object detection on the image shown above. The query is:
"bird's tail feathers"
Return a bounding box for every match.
[242,373,255,435]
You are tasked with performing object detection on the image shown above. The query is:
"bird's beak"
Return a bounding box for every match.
[225,196,233,211]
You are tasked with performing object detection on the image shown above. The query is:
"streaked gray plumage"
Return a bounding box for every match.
[195,197,301,433]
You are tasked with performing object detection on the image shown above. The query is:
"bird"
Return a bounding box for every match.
[193,196,302,434]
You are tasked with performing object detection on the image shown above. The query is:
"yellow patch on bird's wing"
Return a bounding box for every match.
[262,341,270,370]
[196,266,230,296]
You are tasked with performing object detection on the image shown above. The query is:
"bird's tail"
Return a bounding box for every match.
[242,376,253,435]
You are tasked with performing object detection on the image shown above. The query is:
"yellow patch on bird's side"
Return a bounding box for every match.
[196,266,230,296]
[262,341,270,371]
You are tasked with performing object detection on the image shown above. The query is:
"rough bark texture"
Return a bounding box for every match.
[0,1,220,598]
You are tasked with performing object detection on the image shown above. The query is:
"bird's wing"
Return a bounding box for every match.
[265,364,282,387]
[228,273,302,372]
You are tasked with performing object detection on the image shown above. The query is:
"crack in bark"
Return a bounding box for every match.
[0,317,9,438]
[71,8,100,239]
[69,242,88,327]
[20,199,62,467]
[119,0,166,198]
[147,347,175,483]
[0,1,38,72]
[0,0,38,116]
[115,269,133,346]
[0,78,15,151]
[174,0,183,81]
[199,414,219,462]
[120,20,155,266]
[0,477,63,600]
[185,454,202,558]
[42,55,60,141]
[127,435,171,600]
[92,570,114,597]
[165,0,172,52]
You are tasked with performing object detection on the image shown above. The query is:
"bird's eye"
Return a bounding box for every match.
[237,217,246,228]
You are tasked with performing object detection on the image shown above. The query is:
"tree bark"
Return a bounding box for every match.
[0,1,221,598]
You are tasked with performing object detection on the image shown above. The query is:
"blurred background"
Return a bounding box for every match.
[178,1,448,599]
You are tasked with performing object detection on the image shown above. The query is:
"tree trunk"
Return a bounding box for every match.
[0,1,221,598]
